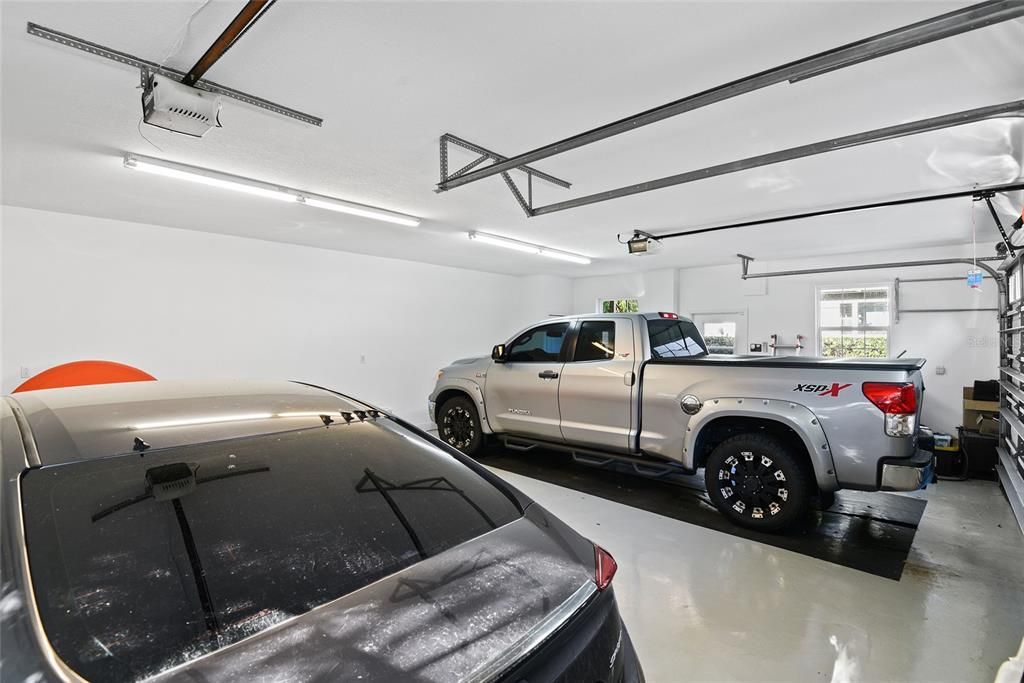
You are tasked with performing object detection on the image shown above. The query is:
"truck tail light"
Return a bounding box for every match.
[594,545,617,591]
[863,382,917,437]
[658,312,679,319]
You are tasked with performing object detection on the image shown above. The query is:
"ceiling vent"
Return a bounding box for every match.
[141,74,222,138]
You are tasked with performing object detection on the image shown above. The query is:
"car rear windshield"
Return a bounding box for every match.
[21,421,521,681]
[648,319,708,358]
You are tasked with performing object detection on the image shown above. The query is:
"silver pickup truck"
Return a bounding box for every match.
[429,312,934,531]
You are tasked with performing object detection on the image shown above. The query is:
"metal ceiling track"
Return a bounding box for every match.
[434,0,1024,211]
[649,180,1024,241]
[26,22,322,127]
[438,134,572,216]
[737,254,1007,295]
[532,100,1024,215]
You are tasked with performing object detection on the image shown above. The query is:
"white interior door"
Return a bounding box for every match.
[692,311,748,355]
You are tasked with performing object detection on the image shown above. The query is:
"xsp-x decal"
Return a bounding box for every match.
[793,383,853,397]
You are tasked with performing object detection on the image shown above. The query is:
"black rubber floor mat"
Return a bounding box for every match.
[479,445,927,581]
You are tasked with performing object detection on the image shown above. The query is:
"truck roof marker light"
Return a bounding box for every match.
[862,382,917,414]
[659,312,679,319]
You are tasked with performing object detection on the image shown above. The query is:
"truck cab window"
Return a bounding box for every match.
[507,323,570,362]
[573,321,615,362]
[648,320,708,358]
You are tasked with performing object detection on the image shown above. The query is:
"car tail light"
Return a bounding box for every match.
[863,382,917,437]
[594,545,617,591]
[658,312,679,319]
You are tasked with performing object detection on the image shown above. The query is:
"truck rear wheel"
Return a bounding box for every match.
[437,396,484,456]
[704,433,811,532]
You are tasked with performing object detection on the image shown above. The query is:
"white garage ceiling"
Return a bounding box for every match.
[1,1,1022,276]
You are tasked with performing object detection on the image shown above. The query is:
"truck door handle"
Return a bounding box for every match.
[538,370,559,380]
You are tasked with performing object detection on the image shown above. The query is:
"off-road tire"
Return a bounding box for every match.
[437,396,484,456]
[704,433,812,532]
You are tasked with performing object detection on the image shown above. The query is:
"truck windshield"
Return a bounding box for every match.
[648,319,708,358]
[20,422,521,682]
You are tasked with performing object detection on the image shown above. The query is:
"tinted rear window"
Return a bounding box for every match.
[21,422,521,681]
[573,321,615,362]
[648,319,708,358]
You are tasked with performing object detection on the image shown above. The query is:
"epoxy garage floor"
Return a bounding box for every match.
[491,468,1024,682]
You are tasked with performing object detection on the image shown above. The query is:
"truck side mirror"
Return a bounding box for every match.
[491,344,507,362]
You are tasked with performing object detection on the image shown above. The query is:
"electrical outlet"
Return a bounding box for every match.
[20,366,30,379]
[749,343,764,353]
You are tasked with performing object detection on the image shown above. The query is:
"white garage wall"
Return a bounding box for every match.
[2,205,999,434]
[0,206,571,424]
[516,274,574,322]
[572,267,679,314]
[571,245,999,434]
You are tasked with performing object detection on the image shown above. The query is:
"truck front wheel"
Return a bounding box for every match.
[704,434,811,532]
[437,396,484,456]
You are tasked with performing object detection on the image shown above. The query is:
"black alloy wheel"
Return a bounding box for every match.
[704,433,811,532]
[438,396,483,456]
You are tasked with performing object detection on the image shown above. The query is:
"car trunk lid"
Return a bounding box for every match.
[150,512,595,682]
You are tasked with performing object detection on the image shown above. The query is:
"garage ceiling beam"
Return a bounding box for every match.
[182,0,275,86]
[644,180,1024,241]
[531,100,1024,215]
[435,0,1024,194]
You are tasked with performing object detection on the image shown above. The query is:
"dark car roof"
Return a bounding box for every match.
[5,379,371,466]
[6,380,598,683]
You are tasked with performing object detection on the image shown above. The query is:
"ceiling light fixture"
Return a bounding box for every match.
[467,231,591,265]
[123,153,421,226]
[299,196,420,227]
[124,154,294,202]
[539,249,592,265]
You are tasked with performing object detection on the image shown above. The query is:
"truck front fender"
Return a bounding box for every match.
[683,398,839,493]
[432,378,494,435]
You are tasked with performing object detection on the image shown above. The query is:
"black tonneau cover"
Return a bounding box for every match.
[647,355,926,372]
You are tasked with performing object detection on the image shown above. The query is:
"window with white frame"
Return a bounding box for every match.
[598,298,639,314]
[818,286,890,358]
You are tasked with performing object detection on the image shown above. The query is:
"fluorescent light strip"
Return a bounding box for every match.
[300,196,420,227]
[538,248,591,265]
[125,156,294,202]
[468,231,542,254]
[467,231,591,265]
[123,154,421,227]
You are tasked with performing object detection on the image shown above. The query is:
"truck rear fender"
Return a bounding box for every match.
[433,378,494,435]
[685,400,839,493]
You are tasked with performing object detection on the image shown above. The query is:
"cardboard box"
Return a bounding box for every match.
[963,386,999,429]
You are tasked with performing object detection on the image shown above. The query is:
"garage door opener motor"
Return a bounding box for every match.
[141,72,222,138]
